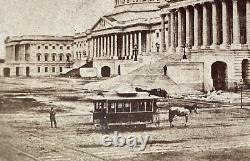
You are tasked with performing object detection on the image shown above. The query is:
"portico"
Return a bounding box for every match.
[160,0,250,52]
[90,30,152,60]
[160,0,250,90]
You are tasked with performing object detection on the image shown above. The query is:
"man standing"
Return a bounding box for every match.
[50,107,57,128]
[163,65,167,76]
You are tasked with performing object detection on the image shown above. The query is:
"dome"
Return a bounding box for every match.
[113,0,164,12]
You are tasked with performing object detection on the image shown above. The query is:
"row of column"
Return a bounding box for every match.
[90,32,142,59]
[91,35,117,58]
[161,0,250,51]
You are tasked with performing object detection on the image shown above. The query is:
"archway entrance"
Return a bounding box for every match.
[211,61,227,90]
[242,59,250,87]
[3,68,10,77]
[26,67,30,77]
[101,66,111,77]
[16,67,20,76]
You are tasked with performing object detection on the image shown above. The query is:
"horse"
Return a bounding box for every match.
[169,103,198,128]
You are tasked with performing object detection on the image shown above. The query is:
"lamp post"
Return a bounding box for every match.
[155,43,160,53]
[133,44,138,61]
[181,44,188,60]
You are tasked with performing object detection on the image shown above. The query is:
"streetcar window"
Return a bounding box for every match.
[94,101,105,111]
[108,102,115,113]
[124,102,130,112]
[139,101,146,111]
[146,101,153,111]
[116,102,123,112]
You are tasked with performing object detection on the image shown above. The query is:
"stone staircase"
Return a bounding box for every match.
[62,61,93,78]
[129,53,182,75]
[83,53,201,95]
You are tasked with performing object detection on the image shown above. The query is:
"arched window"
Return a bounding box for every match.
[25,54,30,61]
[45,53,49,61]
[59,54,64,61]
[52,53,57,61]
[37,53,41,61]
[66,54,71,62]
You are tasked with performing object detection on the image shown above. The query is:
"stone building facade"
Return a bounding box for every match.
[1,35,74,77]
[160,0,250,90]
[73,0,168,77]
[2,0,250,91]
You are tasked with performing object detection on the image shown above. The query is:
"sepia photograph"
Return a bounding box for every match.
[0,0,250,160]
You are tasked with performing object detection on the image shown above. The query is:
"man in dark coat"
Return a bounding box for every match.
[163,65,167,76]
[50,107,57,128]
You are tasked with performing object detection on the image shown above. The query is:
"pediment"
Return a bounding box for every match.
[91,18,113,31]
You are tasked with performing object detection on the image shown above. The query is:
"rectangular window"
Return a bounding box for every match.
[45,46,48,49]
[45,67,48,72]
[67,46,70,50]
[60,46,63,49]
[38,46,40,49]
[59,67,63,73]
[52,46,55,49]
[52,67,55,73]
[37,54,41,61]
[38,67,40,73]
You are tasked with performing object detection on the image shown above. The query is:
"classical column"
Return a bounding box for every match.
[231,0,241,49]
[111,35,114,57]
[185,7,191,47]
[103,36,106,56]
[94,37,98,57]
[221,0,229,48]
[161,14,166,52]
[201,3,209,49]
[146,32,150,53]
[177,9,183,50]
[134,32,137,46]
[107,35,110,57]
[122,34,126,58]
[193,5,199,49]
[211,2,218,48]
[100,36,103,57]
[114,34,118,58]
[246,0,250,48]
[93,38,96,58]
[89,39,93,58]
[97,37,100,57]
[126,34,129,57]
[130,33,133,57]
[138,32,142,55]
[170,11,175,50]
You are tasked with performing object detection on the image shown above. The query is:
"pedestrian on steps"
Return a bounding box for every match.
[163,65,167,76]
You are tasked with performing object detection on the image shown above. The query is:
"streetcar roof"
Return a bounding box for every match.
[89,92,160,101]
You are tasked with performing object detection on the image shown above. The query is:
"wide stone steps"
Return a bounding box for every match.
[130,54,181,76]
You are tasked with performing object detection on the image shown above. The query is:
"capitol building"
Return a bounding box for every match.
[1,0,250,91]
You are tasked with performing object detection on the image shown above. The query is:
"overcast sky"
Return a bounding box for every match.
[0,0,114,58]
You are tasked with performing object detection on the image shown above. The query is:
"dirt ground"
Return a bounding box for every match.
[0,77,250,161]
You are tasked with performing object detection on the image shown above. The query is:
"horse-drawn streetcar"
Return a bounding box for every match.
[90,92,160,130]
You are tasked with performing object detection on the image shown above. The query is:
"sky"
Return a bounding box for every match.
[0,0,114,59]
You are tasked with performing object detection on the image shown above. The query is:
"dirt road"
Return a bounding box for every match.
[0,78,250,161]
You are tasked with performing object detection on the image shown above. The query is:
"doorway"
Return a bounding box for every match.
[211,61,228,90]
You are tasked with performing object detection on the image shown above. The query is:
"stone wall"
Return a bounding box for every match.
[167,61,204,90]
